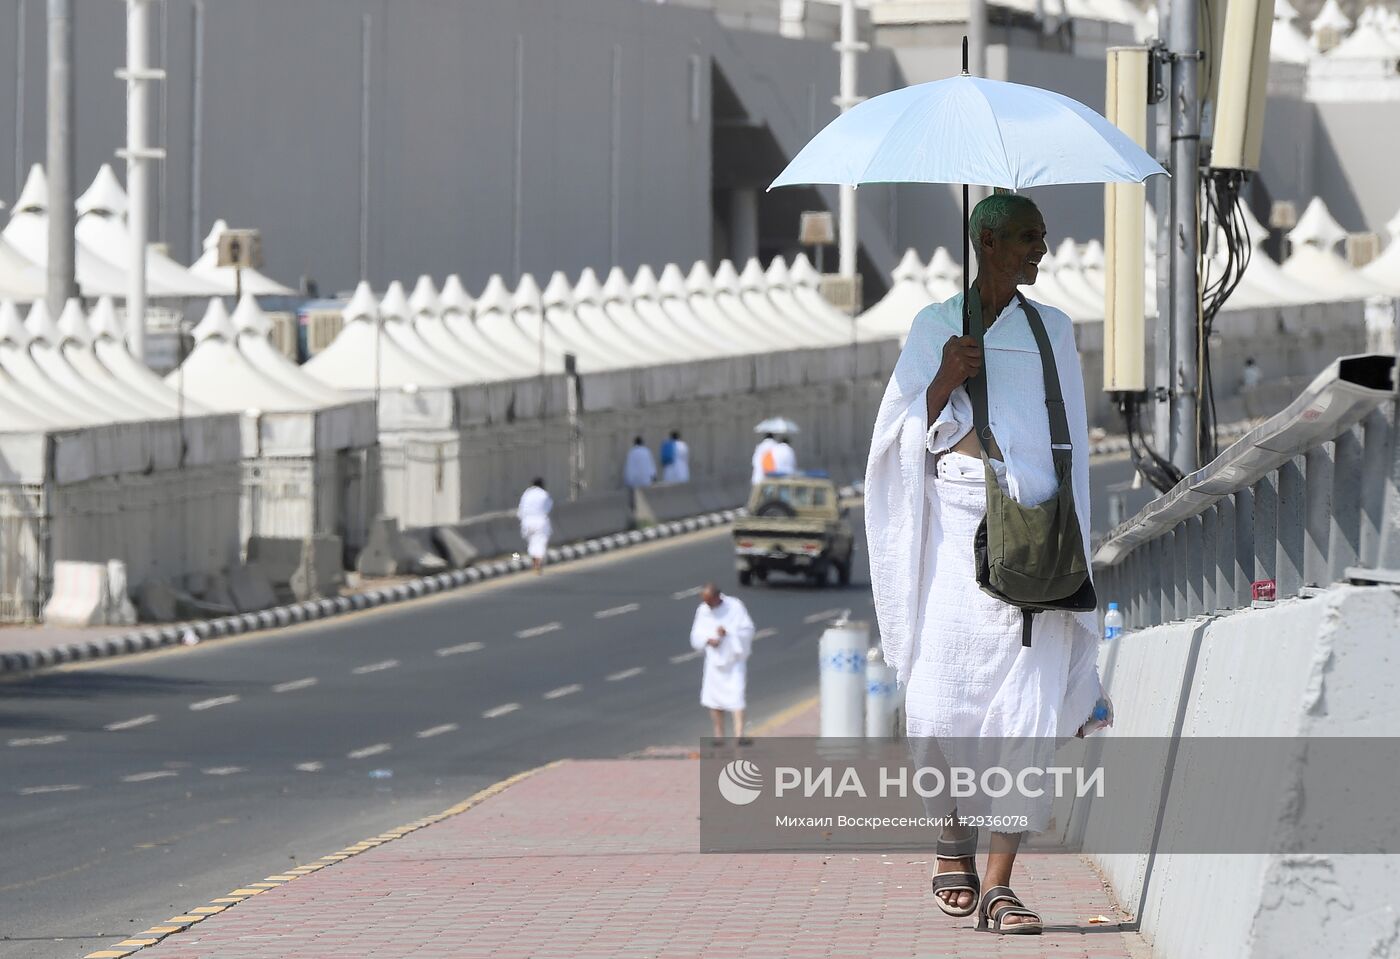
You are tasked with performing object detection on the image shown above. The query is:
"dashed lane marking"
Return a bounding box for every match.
[105,714,157,731]
[347,743,391,759]
[515,622,561,639]
[482,702,520,719]
[189,695,240,711]
[123,770,178,783]
[802,608,844,624]
[669,650,702,664]
[755,627,779,640]
[351,659,399,675]
[415,724,458,739]
[593,602,639,619]
[19,784,86,795]
[436,641,484,656]
[272,677,318,693]
[606,666,645,682]
[543,684,581,700]
[202,767,246,776]
[671,586,702,599]
[295,762,324,772]
[7,734,66,747]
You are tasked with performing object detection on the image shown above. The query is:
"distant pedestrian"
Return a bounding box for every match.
[660,430,691,483]
[517,478,552,575]
[771,436,797,475]
[1240,357,1264,418]
[751,432,778,484]
[623,436,657,488]
[689,583,755,741]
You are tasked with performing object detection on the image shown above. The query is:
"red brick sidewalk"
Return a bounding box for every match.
[113,703,1144,959]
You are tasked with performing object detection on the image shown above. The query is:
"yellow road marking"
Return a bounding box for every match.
[751,693,819,735]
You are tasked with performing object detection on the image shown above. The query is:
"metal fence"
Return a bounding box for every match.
[1093,354,1399,629]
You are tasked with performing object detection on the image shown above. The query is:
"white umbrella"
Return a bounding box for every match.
[754,417,800,435]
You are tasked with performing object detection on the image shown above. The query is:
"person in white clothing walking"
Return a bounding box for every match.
[517,478,553,575]
[689,583,755,741]
[623,436,657,488]
[660,430,691,483]
[751,432,777,484]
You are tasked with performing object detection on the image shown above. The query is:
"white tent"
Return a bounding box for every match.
[75,165,223,298]
[407,275,501,383]
[651,264,731,362]
[0,300,113,424]
[54,300,171,420]
[1283,199,1392,299]
[168,299,325,410]
[231,295,345,405]
[630,264,707,360]
[1272,15,1315,62]
[87,297,198,414]
[1312,0,1353,39]
[858,249,933,341]
[683,261,765,356]
[379,280,465,382]
[537,270,621,369]
[189,219,296,296]
[735,257,828,351]
[506,273,572,375]
[303,282,463,392]
[923,247,962,303]
[591,266,684,364]
[761,257,847,346]
[1049,239,1106,318]
[31,299,159,421]
[0,236,44,302]
[711,259,791,353]
[4,166,126,298]
[438,273,530,380]
[1360,206,1400,294]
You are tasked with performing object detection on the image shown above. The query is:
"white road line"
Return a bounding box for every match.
[802,608,844,625]
[295,762,324,772]
[436,641,484,657]
[189,695,241,711]
[755,627,779,640]
[516,622,561,639]
[351,659,400,675]
[273,677,318,693]
[415,723,459,739]
[105,714,157,731]
[669,650,702,664]
[7,735,66,747]
[347,743,391,759]
[202,767,246,776]
[19,784,86,795]
[482,702,520,719]
[593,603,640,619]
[671,586,702,599]
[123,770,178,783]
[606,666,645,682]
[543,684,582,700]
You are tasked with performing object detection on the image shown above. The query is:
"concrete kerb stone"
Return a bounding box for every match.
[0,503,751,675]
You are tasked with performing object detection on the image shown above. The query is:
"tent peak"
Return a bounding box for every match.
[379,280,412,322]
[439,274,474,315]
[57,298,93,345]
[601,266,633,304]
[657,263,688,300]
[193,298,236,343]
[573,267,604,306]
[513,273,543,313]
[712,259,741,294]
[926,247,961,281]
[77,163,128,219]
[409,275,441,318]
[789,252,820,288]
[0,300,30,347]
[738,257,767,292]
[24,299,59,346]
[1288,197,1347,251]
[232,293,274,337]
[632,264,660,300]
[202,219,231,252]
[685,260,714,296]
[14,165,47,214]
[343,281,381,324]
[765,256,791,288]
[542,271,574,309]
[892,248,925,283]
[475,274,512,314]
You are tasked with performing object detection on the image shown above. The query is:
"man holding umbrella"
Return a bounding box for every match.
[770,59,1162,935]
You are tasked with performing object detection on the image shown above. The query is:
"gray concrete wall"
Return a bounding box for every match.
[1070,584,1400,959]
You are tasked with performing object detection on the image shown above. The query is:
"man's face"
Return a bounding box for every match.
[702,587,721,608]
[980,208,1048,288]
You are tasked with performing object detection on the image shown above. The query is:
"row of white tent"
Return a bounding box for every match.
[860,195,1400,341]
[0,164,292,302]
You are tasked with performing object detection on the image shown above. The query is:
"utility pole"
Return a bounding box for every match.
[46,0,77,309]
[1167,0,1200,475]
[1153,0,1173,457]
[119,0,165,363]
[835,0,865,281]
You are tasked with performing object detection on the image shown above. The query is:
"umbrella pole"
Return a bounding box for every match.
[961,35,970,336]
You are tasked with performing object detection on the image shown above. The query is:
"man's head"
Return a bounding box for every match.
[670,430,681,441]
[701,582,722,608]
[634,436,644,446]
[779,436,792,447]
[969,193,1047,288]
[764,432,775,441]
[531,476,545,490]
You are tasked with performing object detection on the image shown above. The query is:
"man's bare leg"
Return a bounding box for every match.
[709,708,727,739]
[933,816,976,913]
[983,832,1034,927]
[733,709,746,740]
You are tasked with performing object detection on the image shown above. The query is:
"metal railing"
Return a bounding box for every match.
[1093,354,1399,629]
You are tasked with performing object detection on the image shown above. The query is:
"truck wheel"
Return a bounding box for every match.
[837,558,852,586]
[753,499,798,519]
[738,569,753,587]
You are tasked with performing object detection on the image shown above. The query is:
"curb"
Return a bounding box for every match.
[3,508,742,677]
[82,760,564,959]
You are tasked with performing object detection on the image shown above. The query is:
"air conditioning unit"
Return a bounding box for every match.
[1346,232,1381,267]
[305,309,344,356]
[265,311,299,359]
[1269,200,1298,230]
[818,274,862,316]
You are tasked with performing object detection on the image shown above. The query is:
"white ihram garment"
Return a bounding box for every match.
[865,293,1103,829]
[517,486,553,560]
[689,596,755,711]
[624,445,657,488]
[751,437,777,484]
[662,440,691,483]
[771,442,797,475]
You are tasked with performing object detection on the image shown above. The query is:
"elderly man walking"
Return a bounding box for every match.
[865,194,1105,935]
[688,583,755,742]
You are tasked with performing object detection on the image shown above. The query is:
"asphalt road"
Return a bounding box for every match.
[0,515,877,959]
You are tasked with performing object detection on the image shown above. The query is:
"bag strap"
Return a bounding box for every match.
[966,289,1073,470]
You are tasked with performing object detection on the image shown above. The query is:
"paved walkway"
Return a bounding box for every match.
[94,700,1144,959]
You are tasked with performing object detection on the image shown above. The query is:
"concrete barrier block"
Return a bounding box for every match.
[43,561,110,627]
[433,526,480,568]
[289,535,345,602]
[226,564,278,613]
[632,484,704,525]
[105,560,138,626]
[137,579,180,624]
[246,536,305,587]
[357,516,403,577]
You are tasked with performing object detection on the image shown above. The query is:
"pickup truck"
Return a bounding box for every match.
[732,475,854,587]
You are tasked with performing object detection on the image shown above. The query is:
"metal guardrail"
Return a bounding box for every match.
[1092,353,1398,629]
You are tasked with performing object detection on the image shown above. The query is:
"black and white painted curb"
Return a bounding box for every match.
[0,508,742,676]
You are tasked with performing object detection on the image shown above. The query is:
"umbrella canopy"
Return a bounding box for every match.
[769,74,1165,192]
[754,417,800,435]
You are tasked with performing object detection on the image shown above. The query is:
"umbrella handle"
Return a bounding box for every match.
[962,183,970,337]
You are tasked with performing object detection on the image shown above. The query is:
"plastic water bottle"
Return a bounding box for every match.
[1103,602,1124,641]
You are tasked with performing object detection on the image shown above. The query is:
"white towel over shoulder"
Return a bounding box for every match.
[864,292,1100,690]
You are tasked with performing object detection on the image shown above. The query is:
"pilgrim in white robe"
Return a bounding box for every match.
[624,444,657,488]
[517,485,553,560]
[662,439,691,483]
[865,292,1104,832]
[751,437,778,484]
[771,441,797,475]
[689,595,755,712]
